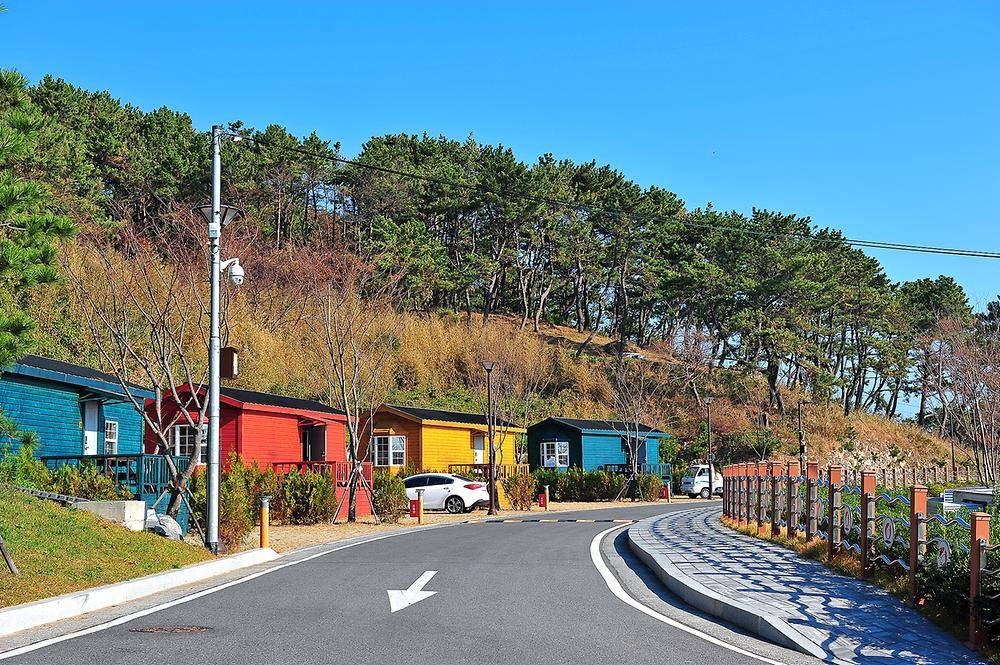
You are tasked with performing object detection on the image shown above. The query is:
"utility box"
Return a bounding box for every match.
[221,346,239,379]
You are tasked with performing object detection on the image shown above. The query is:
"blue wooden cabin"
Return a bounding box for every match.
[0,355,192,532]
[526,417,671,480]
[0,355,152,457]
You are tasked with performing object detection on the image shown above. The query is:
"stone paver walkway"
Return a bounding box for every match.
[629,506,985,664]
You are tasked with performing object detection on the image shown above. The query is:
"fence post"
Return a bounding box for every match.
[806,461,819,543]
[908,485,927,605]
[722,465,729,518]
[770,461,782,538]
[861,470,877,575]
[729,466,735,516]
[756,462,768,536]
[787,461,799,540]
[969,512,991,650]
[725,466,732,517]
[828,465,843,561]
[743,463,752,527]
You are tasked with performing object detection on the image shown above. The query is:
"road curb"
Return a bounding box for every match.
[0,547,278,638]
[626,511,833,663]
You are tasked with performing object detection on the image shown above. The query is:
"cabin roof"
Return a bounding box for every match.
[220,387,344,417]
[382,404,521,430]
[534,416,668,436]
[8,355,154,400]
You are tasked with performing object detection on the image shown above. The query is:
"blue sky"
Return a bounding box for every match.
[3,1,998,306]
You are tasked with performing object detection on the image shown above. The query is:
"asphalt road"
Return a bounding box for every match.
[0,502,820,665]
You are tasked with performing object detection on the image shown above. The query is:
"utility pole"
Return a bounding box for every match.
[196,126,243,554]
[704,397,714,498]
[482,361,497,515]
[206,125,223,554]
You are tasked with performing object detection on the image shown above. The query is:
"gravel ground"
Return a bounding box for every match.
[245,498,705,552]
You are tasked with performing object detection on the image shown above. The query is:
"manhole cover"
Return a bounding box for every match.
[130,625,211,634]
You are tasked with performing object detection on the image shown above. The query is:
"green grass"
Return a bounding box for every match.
[0,487,212,607]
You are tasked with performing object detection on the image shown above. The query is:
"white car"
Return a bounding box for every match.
[680,464,723,499]
[403,473,490,514]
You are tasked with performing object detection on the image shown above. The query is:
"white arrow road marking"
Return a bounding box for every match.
[387,570,438,613]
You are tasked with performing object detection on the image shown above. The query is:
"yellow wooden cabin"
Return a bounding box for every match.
[363,404,525,474]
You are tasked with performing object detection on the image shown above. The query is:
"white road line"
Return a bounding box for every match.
[590,524,789,665]
[0,527,441,661]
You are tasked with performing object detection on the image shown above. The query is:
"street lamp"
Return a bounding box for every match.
[704,397,714,498]
[195,125,245,554]
[797,399,812,471]
[481,360,497,516]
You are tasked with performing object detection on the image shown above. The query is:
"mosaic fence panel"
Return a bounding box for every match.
[722,463,997,651]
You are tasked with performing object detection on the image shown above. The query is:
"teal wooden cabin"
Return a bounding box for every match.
[1,355,192,533]
[0,355,152,457]
[526,417,672,480]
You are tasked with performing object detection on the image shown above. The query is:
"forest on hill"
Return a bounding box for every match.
[3,69,998,477]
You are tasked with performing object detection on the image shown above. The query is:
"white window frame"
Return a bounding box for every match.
[103,420,119,455]
[174,423,208,464]
[373,435,406,467]
[541,440,569,468]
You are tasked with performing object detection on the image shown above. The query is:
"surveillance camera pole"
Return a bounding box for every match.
[206,125,223,554]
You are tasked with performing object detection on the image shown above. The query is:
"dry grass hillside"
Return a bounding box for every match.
[26,241,964,471]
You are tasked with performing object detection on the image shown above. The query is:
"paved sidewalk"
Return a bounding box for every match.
[628,506,986,665]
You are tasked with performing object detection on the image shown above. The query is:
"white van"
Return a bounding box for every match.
[680,464,723,499]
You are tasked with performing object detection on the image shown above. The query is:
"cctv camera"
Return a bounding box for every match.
[228,260,245,286]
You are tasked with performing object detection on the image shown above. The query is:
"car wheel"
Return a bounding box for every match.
[699,487,711,499]
[445,496,465,514]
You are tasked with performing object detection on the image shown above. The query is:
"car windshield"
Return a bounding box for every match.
[685,466,702,477]
[453,475,479,483]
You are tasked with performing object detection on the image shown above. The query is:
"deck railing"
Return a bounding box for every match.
[39,453,191,497]
[272,460,372,486]
[448,463,530,480]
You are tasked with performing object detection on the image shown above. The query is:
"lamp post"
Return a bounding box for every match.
[704,397,714,498]
[797,399,812,471]
[482,360,497,515]
[195,125,243,554]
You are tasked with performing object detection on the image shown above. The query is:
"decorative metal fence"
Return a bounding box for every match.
[722,462,995,650]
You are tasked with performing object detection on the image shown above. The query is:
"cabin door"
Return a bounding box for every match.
[301,426,327,461]
[473,434,485,464]
[82,401,99,455]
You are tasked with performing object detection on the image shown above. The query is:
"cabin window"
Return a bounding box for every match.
[103,420,119,455]
[174,424,208,464]
[541,440,569,468]
[373,435,406,467]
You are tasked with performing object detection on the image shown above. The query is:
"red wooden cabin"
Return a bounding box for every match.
[145,385,370,517]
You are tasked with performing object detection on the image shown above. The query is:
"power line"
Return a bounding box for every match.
[227,131,1000,260]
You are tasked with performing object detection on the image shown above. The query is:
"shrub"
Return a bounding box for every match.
[606,472,627,500]
[0,441,51,490]
[218,453,254,551]
[372,471,408,523]
[533,468,561,499]
[253,465,283,523]
[397,461,425,479]
[49,462,132,500]
[637,473,664,501]
[281,469,336,524]
[502,472,536,511]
